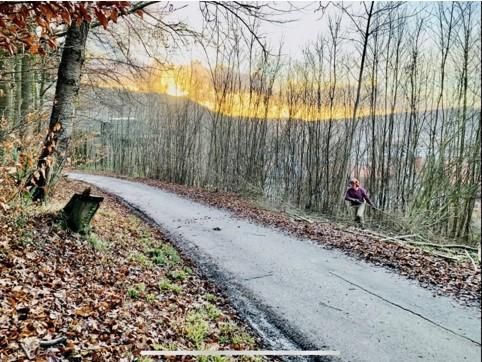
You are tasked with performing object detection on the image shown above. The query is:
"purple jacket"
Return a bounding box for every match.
[345,187,373,206]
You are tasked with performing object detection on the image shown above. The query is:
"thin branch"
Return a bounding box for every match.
[53,1,159,38]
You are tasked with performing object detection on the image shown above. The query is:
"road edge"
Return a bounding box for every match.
[69,176,337,361]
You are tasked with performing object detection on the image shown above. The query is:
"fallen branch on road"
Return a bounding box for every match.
[39,336,67,348]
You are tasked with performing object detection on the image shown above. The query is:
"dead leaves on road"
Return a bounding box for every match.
[137,178,481,306]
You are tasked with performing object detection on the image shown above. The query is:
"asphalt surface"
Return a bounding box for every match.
[68,173,481,362]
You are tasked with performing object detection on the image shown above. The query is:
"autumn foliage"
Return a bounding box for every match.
[0,179,260,360]
[0,1,131,55]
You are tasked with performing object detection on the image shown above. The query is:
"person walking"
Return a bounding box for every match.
[344,178,375,227]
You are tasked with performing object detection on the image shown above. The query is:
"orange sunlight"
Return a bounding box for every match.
[161,75,188,97]
[96,62,386,122]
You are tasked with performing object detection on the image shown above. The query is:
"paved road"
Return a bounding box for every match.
[69,173,481,362]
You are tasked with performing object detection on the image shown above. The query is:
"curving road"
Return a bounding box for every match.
[68,173,481,362]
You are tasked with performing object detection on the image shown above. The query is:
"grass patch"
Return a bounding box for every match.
[87,233,107,251]
[203,303,222,320]
[18,230,34,245]
[129,252,153,267]
[146,293,157,303]
[153,343,177,351]
[136,357,154,362]
[219,322,254,346]
[127,283,146,299]
[128,215,141,226]
[185,310,209,348]
[198,357,231,362]
[139,235,156,247]
[159,278,182,294]
[182,303,225,351]
[14,213,28,229]
[147,244,181,267]
[204,293,217,303]
[167,269,189,281]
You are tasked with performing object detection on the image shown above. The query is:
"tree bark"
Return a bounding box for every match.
[20,54,33,137]
[28,21,89,201]
[0,56,8,119]
[14,54,22,125]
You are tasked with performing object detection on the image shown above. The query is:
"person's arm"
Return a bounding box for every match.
[361,188,375,207]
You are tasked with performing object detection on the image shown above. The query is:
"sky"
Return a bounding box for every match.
[143,1,456,67]
[160,1,335,65]
[92,1,482,71]
[88,1,481,121]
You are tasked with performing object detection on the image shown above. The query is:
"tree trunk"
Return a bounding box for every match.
[14,54,22,126]
[338,1,374,205]
[20,54,33,137]
[0,56,8,119]
[28,21,89,201]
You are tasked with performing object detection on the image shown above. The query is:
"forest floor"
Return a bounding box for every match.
[0,179,265,361]
[81,171,480,307]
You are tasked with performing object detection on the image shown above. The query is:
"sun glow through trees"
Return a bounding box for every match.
[98,62,395,122]
[163,75,187,97]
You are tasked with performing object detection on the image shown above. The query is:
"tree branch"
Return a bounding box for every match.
[53,1,159,38]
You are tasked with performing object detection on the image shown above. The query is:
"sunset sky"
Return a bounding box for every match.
[89,2,480,121]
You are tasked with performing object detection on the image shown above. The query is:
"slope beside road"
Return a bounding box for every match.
[68,173,481,362]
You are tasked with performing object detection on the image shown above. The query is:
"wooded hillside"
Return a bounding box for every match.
[75,3,480,244]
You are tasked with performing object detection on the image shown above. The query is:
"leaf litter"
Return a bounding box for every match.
[0,179,265,361]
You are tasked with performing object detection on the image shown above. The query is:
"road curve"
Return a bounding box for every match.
[68,173,481,362]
